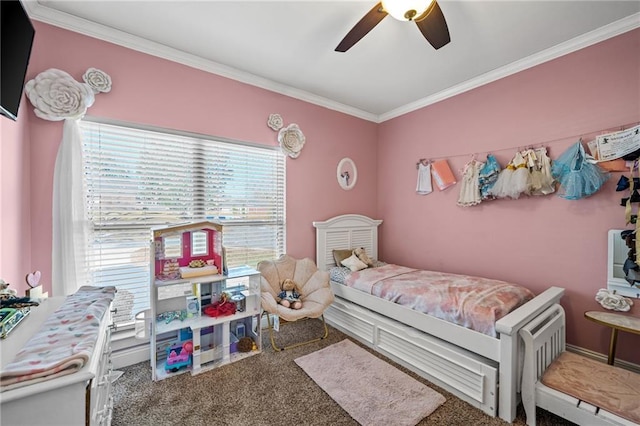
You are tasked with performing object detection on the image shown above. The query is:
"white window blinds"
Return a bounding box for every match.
[79,120,286,325]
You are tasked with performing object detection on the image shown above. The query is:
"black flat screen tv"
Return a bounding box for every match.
[1,0,35,121]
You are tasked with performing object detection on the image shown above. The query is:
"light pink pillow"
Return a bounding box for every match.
[341,254,368,272]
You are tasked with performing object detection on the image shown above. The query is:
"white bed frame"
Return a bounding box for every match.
[313,214,565,422]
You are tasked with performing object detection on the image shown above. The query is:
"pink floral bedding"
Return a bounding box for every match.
[344,264,534,337]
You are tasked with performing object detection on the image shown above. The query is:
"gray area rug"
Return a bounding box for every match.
[295,339,445,425]
[112,319,575,425]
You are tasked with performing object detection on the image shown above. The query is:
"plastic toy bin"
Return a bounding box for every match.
[134,309,152,339]
[229,332,239,353]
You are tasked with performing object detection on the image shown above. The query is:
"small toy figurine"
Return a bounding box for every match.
[276,279,302,310]
[203,292,236,317]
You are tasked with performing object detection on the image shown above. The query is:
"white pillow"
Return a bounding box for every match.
[341,254,368,272]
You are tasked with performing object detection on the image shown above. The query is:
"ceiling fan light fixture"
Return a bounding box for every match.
[381,0,433,21]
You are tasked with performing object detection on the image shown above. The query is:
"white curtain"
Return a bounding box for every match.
[52,119,89,296]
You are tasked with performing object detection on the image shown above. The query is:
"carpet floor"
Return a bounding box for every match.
[112,319,576,426]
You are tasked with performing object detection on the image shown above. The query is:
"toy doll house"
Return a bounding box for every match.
[147,221,261,381]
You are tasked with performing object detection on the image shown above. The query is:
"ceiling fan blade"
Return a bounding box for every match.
[335,2,387,53]
[415,0,450,50]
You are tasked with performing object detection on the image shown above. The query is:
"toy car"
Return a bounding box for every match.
[165,341,193,372]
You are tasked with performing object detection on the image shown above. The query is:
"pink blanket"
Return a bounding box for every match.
[345,264,534,337]
[1,286,116,391]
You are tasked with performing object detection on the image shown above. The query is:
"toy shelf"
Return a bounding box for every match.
[148,221,262,381]
[154,274,226,287]
[155,305,260,335]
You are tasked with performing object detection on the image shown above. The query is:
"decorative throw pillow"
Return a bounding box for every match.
[341,254,368,272]
[333,249,354,266]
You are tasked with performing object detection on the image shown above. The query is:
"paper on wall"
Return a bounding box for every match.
[594,124,640,162]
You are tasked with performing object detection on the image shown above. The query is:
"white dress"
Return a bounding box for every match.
[416,162,433,195]
[457,159,484,207]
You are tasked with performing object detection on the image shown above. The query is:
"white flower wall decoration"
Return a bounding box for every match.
[267,113,283,131]
[25,69,94,121]
[278,123,306,158]
[82,68,112,94]
[24,68,111,121]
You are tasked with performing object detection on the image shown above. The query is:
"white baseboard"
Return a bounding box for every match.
[567,343,640,374]
[112,344,150,369]
[111,328,150,369]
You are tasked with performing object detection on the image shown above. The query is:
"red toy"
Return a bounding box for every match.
[203,293,236,317]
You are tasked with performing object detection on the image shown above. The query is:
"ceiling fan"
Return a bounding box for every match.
[335,0,450,53]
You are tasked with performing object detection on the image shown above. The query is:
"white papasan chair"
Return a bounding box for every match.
[258,254,334,351]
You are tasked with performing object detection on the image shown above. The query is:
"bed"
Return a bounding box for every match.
[313,214,565,422]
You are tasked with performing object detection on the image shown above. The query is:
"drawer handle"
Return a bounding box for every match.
[110,308,118,314]
[109,323,117,332]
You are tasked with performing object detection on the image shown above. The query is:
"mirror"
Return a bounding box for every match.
[608,229,640,298]
[337,157,357,190]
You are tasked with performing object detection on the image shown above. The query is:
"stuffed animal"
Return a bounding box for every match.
[277,279,302,309]
[353,247,374,267]
[0,280,17,300]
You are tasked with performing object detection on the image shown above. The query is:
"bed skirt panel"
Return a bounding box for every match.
[326,297,499,417]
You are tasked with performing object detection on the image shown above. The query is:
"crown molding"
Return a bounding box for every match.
[23,1,379,123]
[379,12,640,122]
[23,2,639,124]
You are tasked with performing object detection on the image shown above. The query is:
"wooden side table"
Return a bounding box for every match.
[584,310,640,365]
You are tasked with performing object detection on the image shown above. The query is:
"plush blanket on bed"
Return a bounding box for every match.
[345,264,534,337]
[0,286,116,391]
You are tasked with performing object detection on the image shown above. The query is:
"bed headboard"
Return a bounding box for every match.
[312,214,383,271]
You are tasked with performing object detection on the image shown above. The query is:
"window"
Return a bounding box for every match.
[191,231,208,256]
[80,119,286,325]
[163,235,183,259]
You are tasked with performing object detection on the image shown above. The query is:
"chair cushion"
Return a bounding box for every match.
[541,351,640,424]
[258,255,334,322]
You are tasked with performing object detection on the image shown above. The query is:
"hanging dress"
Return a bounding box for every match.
[478,154,501,200]
[489,151,529,199]
[416,162,433,195]
[488,157,515,199]
[457,159,484,207]
[524,148,556,196]
[508,151,531,199]
[534,147,556,195]
[551,141,609,200]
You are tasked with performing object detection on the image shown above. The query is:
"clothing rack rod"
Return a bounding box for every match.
[417,120,639,164]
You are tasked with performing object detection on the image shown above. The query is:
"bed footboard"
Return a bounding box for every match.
[519,304,566,425]
[496,286,565,422]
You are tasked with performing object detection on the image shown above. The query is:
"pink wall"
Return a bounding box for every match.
[0,95,33,296]
[377,29,640,364]
[2,20,639,364]
[19,22,378,295]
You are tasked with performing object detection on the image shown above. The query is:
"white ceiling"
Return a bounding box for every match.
[25,1,640,122]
